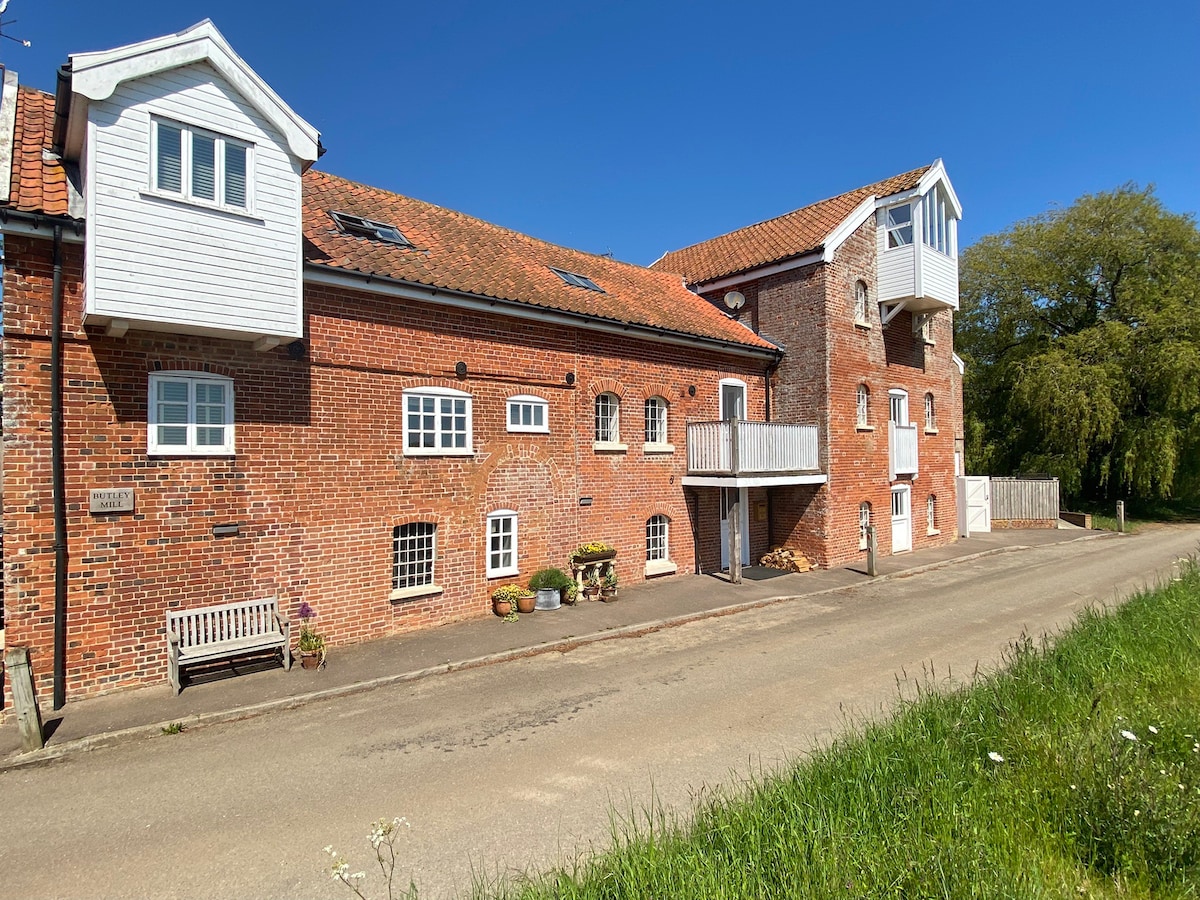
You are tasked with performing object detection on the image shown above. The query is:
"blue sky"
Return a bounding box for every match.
[4,1,1197,266]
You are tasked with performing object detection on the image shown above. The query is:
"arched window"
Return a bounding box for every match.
[646,515,669,562]
[858,502,872,551]
[856,384,870,428]
[927,494,937,534]
[924,393,936,431]
[644,396,668,446]
[854,280,869,324]
[594,392,620,443]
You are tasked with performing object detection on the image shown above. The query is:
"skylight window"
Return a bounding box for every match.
[549,266,605,293]
[330,211,413,247]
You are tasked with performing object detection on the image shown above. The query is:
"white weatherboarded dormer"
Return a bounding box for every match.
[56,20,319,346]
[874,159,962,325]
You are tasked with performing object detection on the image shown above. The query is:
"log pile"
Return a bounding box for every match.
[759,547,812,573]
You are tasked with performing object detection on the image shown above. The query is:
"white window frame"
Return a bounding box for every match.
[859,502,872,551]
[147,372,235,456]
[884,203,913,249]
[645,514,677,576]
[854,280,870,325]
[594,392,625,450]
[927,494,939,535]
[392,522,440,599]
[719,378,748,421]
[403,387,473,456]
[856,384,871,430]
[644,396,673,452]
[924,393,937,432]
[149,117,254,214]
[506,394,549,434]
[921,188,951,256]
[486,510,518,578]
[889,389,910,426]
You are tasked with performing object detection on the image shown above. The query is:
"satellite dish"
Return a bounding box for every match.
[723,291,746,310]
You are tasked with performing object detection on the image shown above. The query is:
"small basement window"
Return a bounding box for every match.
[549,267,605,293]
[331,211,413,247]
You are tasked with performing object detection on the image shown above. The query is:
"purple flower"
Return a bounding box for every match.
[298,601,314,620]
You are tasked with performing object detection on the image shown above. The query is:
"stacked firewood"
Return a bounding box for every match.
[759,547,812,573]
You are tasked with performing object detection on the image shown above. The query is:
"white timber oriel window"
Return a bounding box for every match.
[486,510,518,577]
[152,118,252,212]
[594,392,621,444]
[392,523,437,595]
[885,203,913,248]
[507,394,549,433]
[856,384,870,429]
[854,280,869,325]
[859,502,872,551]
[922,189,951,255]
[148,372,234,455]
[403,387,472,456]
[644,396,670,448]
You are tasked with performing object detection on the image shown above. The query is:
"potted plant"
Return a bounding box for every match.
[600,570,619,602]
[492,584,535,617]
[583,572,602,600]
[296,601,326,670]
[529,567,572,610]
[563,582,580,606]
[570,541,616,566]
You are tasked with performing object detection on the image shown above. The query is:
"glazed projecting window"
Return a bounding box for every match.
[403,387,472,455]
[486,510,518,577]
[644,397,668,446]
[507,395,549,433]
[393,523,436,592]
[148,372,234,455]
[884,203,913,248]
[152,118,251,212]
[922,189,952,255]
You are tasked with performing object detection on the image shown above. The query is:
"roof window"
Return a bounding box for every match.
[331,211,413,247]
[549,266,604,293]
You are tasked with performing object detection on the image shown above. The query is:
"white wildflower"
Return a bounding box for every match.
[1070,784,1077,790]
[1120,730,1138,742]
[988,751,1005,763]
[1148,725,1159,735]
[1161,769,1167,775]
[351,872,366,881]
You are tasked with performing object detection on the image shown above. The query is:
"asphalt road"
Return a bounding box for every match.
[2,526,1197,899]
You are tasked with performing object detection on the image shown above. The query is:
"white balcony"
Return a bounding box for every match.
[889,421,919,481]
[684,421,826,488]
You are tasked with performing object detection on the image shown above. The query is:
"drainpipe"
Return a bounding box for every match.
[50,223,67,709]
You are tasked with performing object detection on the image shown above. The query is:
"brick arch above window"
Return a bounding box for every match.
[148,360,236,380]
[588,378,626,400]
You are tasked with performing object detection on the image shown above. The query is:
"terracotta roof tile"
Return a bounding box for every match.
[6,86,70,216]
[302,170,776,352]
[651,165,932,284]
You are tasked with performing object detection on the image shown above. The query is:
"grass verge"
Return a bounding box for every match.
[477,561,1200,899]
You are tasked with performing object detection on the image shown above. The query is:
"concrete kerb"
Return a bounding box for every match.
[0,532,1110,772]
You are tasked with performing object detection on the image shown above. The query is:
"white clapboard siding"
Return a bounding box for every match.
[877,240,916,303]
[920,248,959,309]
[85,61,303,339]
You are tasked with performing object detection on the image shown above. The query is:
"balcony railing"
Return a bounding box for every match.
[889,421,919,480]
[687,420,820,476]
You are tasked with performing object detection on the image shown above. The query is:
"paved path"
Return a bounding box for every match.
[1,526,1195,898]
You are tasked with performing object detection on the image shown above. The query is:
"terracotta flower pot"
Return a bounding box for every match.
[299,650,323,670]
[516,593,537,614]
[493,598,514,618]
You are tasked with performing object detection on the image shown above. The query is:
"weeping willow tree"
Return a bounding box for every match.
[957,185,1200,501]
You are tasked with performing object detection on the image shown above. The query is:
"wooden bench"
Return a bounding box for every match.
[166,598,291,695]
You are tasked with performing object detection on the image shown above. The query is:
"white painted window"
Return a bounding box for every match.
[856,384,870,428]
[719,378,747,421]
[595,392,620,443]
[486,510,518,577]
[645,397,668,445]
[859,502,872,551]
[924,393,936,431]
[889,389,909,426]
[854,280,869,324]
[393,523,436,590]
[152,118,251,212]
[148,372,234,455]
[885,203,913,248]
[927,495,937,534]
[922,189,951,255]
[646,515,669,562]
[507,394,549,433]
[403,387,472,456]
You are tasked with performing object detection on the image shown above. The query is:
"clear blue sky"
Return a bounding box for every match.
[4,1,1197,266]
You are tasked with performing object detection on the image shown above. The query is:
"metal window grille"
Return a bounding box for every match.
[393,523,435,589]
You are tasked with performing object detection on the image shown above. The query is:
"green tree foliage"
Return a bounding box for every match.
[957,185,1200,500]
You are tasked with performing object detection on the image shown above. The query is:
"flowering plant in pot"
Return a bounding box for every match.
[296,601,326,669]
[570,541,615,565]
[529,567,572,609]
[600,570,620,601]
[492,584,534,620]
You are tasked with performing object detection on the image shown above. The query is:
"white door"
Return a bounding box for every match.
[957,476,991,535]
[891,485,912,553]
[720,487,751,568]
[720,379,746,421]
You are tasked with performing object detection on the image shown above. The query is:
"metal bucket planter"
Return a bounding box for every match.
[534,588,561,610]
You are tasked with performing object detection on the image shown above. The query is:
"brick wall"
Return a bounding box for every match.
[2,236,770,703]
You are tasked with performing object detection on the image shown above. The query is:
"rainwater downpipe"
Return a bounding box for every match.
[51,223,68,709]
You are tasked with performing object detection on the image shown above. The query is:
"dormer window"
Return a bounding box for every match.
[885,204,913,248]
[921,189,951,255]
[330,211,413,247]
[152,118,251,212]
[549,267,605,293]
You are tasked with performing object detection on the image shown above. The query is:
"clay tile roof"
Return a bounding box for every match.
[5,86,70,216]
[651,165,933,285]
[302,169,776,352]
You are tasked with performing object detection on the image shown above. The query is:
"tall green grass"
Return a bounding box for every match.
[478,562,1200,899]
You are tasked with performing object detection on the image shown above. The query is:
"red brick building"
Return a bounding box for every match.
[1,23,962,707]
